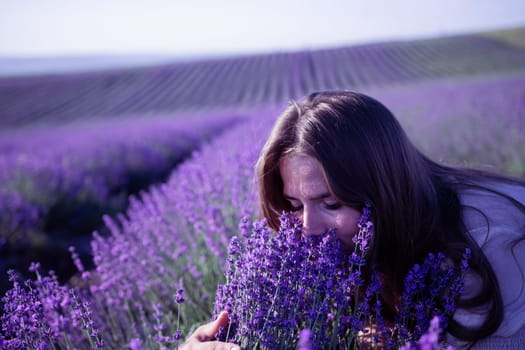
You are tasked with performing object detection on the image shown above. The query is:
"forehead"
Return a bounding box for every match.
[280,154,322,177]
[279,154,329,196]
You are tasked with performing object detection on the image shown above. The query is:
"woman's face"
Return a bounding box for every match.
[279,154,362,250]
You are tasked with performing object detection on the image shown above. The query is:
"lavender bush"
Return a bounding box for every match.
[213,210,375,349]
[1,109,279,348]
[0,113,238,242]
[0,112,239,294]
[1,265,104,349]
[213,210,471,349]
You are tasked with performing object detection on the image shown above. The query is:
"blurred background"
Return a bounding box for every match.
[1,0,525,298]
[2,0,525,75]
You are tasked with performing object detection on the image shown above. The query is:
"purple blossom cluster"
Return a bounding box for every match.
[400,315,454,350]
[1,261,191,349]
[390,248,471,348]
[213,211,470,349]
[213,210,376,349]
[0,265,104,349]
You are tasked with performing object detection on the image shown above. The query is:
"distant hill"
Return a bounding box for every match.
[1,27,525,128]
[481,26,525,50]
[0,56,187,77]
[0,54,230,77]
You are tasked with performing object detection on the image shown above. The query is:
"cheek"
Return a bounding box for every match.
[333,210,361,239]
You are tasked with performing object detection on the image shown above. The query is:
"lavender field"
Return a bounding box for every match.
[0,112,241,292]
[1,29,525,349]
[2,32,525,127]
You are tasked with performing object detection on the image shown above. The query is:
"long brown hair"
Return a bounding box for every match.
[255,91,525,344]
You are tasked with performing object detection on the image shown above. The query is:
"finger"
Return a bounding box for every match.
[181,339,240,350]
[201,340,240,350]
[195,311,230,341]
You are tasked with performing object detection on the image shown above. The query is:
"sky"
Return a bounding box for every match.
[1,0,525,59]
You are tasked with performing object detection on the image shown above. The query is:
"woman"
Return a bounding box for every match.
[180,91,525,349]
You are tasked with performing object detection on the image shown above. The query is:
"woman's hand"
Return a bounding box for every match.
[178,311,240,350]
[357,323,387,349]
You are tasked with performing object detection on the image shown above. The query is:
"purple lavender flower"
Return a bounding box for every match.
[214,210,379,349]
[175,289,185,304]
[173,329,183,340]
[129,338,143,350]
[297,329,314,350]
[214,208,470,349]
[400,315,455,350]
[0,268,105,349]
[395,248,471,346]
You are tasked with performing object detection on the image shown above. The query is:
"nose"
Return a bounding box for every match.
[301,207,324,237]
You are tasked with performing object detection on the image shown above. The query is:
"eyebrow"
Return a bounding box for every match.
[284,192,332,201]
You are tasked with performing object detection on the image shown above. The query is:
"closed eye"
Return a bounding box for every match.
[324,202,342,210]
[289,203,303,212]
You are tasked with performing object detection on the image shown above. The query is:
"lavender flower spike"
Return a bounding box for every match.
[297,329,313,350]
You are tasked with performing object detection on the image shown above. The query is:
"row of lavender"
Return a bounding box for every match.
[2,34,525,127]
[0,112,241,294]
[1,108,274,349]
[2,72,523,348]
[368,72,525,177]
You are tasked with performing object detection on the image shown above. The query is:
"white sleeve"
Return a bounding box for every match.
[459,183,525,339]
[470,322,525,349]
[475,225,525,337]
